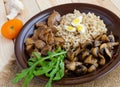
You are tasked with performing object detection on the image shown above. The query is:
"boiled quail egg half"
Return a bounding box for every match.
[71,16,83,26]
[64,25,76,32]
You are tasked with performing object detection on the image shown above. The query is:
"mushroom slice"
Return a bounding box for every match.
[81,41,93,50]
[25,38,34,45]
[91,47,99,57]
[67,51,74,61]
[107,42,119,48]
[94,63,99,68]
[104,47,112,58]
[66,62,76,71]
[81,50,90,60]
[67,47,80,61]
[54,37,65,45]
[101,34,109,42]
[84,55,97,64]
[47,11,61,27]
[50,26,58,34]
[95,34,103,40]
[108,33,115,42]
[39,28,51,42]
[82,65,88,74]
[26,44,34,55]
[41,45,52,55]
[75,65,87,74]
[100,43,108,54]
[32,29,42,41]
[88,65,96,73]
[94,40,101,47]
[35,22,47,28]
[98,53,106,65]
[47,31,54,45]
[74,47,81,56]
[35,40,46,49]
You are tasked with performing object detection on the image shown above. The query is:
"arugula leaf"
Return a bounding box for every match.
[12,47,67,87]
[23,71,34,87]
[45,77,53,87]
[12,69,29,83]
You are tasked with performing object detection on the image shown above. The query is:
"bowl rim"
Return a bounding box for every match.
[15,3,120,85]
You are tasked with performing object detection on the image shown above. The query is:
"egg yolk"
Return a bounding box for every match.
[68,26,74,30]
[76,25,83,32]
[72,18,80,24]
[64,25,76,32]
[71,16,83,26]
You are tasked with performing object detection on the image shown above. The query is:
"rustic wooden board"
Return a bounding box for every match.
[111,0,120,10]
[0,0,40,72]
[36,0,72,11]
[17,0,40,23]
[0,0,14,72]
[0,0,120,87]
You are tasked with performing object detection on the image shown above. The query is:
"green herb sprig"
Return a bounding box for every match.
[12,47,66,87]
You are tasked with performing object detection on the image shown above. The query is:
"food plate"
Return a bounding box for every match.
[15,3,120,85]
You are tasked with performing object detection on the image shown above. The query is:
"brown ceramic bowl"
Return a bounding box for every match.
[15,3,120,85]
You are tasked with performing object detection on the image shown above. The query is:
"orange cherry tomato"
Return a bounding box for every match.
[1,19,23,39]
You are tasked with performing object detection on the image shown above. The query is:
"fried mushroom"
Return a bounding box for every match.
[98,53,106,65]
[35,40,46,49]
[84,55,97,64]
[91,47,99,57]
[47,11,61,27]
[88,65,96,73]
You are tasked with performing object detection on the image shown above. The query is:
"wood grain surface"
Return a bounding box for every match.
[0,0,120,87]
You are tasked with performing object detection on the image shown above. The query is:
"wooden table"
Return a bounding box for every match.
[0,0,120,87]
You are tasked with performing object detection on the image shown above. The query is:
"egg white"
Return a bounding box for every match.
[71,16,83,26]
[76,24,86,34]
[64,25,76,32]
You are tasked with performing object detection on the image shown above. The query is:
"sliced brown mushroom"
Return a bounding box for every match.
[81,41,93,50]
[100,43,108,54]
[39,28,51,42]
[50,26,58,34]
[91,47,99,57]
[93,63,99,68]
[32,30,39,41]
[98,53,106,65]
[67,47,81,61]
[82,65,88,74]
[66,62,76,71]
[67,51,75,61]
[41,45,52,55]
[84,55,97,64]
[35,40,46,49]
[95,34,103,40]
[101,34,109,42]
[32,27,46,41]
[47,11,61,27]
[26,44,34,55]
[94,40,101,47]
[47,31,54,45]
[66,62,82,71]
[54,36,65,45]
[107,42,119,48]
[108,33,115,42]
[75,65,87,74]
[88,65,96,73]
[74,47,81,56]
[104,47,112,58]
[81,50,90,60]
[25,38,34,45]
[35,22,47,28]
